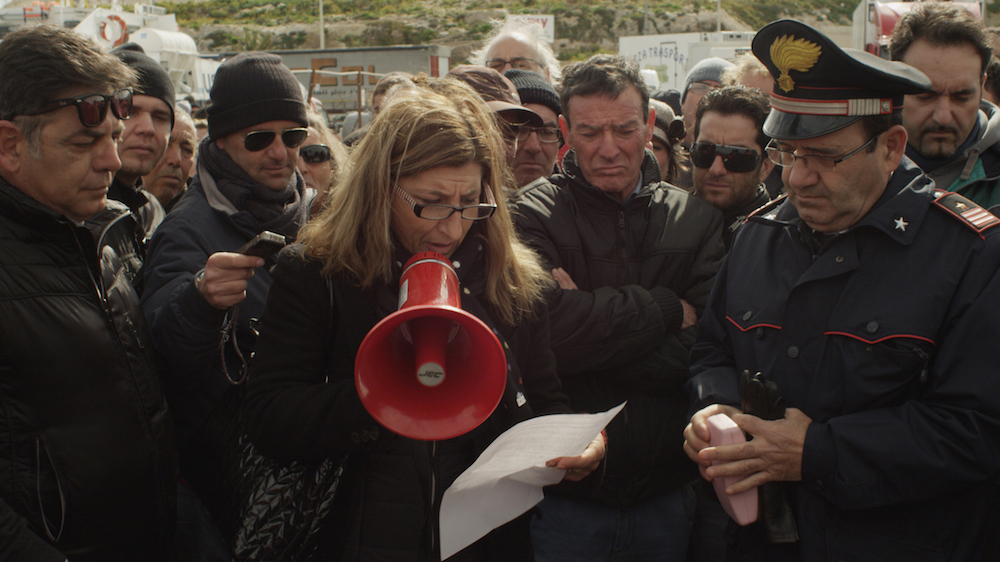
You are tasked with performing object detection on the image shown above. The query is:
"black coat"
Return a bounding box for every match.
[243,234,571,561]
[515,150,726,506]
[0,178,176,561]
[688,158,1000,560]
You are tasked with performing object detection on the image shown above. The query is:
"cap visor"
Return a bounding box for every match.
[488,102,544,127]
[763,109,864,141]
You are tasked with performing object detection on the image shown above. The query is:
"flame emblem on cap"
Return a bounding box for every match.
[770,35,822,93]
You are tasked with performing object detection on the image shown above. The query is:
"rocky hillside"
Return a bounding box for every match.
[153,0,858,63]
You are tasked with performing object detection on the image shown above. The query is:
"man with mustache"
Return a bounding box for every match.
[685,19,1000,560]
[110,44,175,247]
[891,3,1000,212]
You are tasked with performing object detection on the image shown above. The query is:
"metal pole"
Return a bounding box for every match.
[717,0,722,32]
[357,70,363,131]
[643,0,648,34]
[319,0,324,49]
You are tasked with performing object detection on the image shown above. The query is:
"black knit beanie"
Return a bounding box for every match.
[504,69,561,116]
[207,52,308,141]
[112,43,175,127]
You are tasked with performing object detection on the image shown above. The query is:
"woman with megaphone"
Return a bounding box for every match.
[242,76,606,561]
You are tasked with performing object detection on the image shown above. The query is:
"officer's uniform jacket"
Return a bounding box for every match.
[688,158,1000,561]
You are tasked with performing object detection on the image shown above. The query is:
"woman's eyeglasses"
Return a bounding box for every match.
[690,142,762,173]
[242,127,309,152]
[26,88,133,128]
[394,184,497,221]
[299,144,331,164]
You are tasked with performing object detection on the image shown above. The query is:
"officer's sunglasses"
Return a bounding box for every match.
[26,88,133,128]
[299,144,331,164]
[690,142,761,173]
[242,127,309,152]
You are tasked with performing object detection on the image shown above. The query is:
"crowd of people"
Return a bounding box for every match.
[1,3,1000,560]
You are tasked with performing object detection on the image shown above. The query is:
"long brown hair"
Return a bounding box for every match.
[298,77,551,325]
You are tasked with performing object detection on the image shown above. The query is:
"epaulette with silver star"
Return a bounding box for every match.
[747,194,787,221]
[932,190,1000,233]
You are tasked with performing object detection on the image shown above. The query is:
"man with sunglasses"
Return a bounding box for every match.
[504,69,563,186]
[515,54,725,561]
[142,52,313,506]
[691,86,774,249]
[0,25,177,561]
[109,43,176,249]
[684,20,1000,560]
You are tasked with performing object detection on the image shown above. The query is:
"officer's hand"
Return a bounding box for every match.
[699,407,812,495]
[197,252,264,310]
[684,403,742,480]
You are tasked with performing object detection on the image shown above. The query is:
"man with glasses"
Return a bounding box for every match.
[110,44,176,248]
[446,65,544,178]
[0,25,176,560]
[504,69,563,186]
[472,19,562,85]
[684,20,1000,560]
[691,86,774,249]
[142,52,314,506]
[515,54,725,561]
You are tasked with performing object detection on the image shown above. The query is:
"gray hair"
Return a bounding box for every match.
[470,19,562,85]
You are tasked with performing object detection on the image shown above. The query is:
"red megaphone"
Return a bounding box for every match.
[354,252,507,441]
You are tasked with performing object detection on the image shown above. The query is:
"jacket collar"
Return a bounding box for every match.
[559,148,663,203]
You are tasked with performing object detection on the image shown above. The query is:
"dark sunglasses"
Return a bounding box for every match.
[242,127,309,152]
[690,142,761,173]
[299,144,331,164]
[26,88,132,128]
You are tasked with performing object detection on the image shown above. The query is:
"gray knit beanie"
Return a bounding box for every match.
[504,69,561,116]
[207,52,308,140]
[682,57,735,103]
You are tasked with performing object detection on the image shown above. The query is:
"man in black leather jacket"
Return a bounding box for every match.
[0,25,177,561]
[515,54,726,561]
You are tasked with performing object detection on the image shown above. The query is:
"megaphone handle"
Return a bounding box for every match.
[409,316,452,388]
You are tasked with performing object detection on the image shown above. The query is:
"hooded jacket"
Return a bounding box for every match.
[515,150,726,506]
[0,177,177,562]
[914,101,1000,210]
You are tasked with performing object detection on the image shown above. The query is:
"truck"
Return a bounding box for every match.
[0,3,221,103]
[852,0,985,58]
[618,31,756,91]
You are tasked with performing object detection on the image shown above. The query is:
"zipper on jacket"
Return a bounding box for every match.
[617,210,628,285]
[35,436,66,543]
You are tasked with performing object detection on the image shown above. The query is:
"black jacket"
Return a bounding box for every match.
[515,150,726,506]
[0,177,177,561]
[141,165,311,484]
[243,234,571,561]
[688,158,1000,560]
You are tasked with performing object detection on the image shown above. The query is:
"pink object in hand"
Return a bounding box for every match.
[706,413,758,525]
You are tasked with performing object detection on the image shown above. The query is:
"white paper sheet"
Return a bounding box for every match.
[439,402,625,560]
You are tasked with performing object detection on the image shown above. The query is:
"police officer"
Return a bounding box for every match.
[683,20,1000,561]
